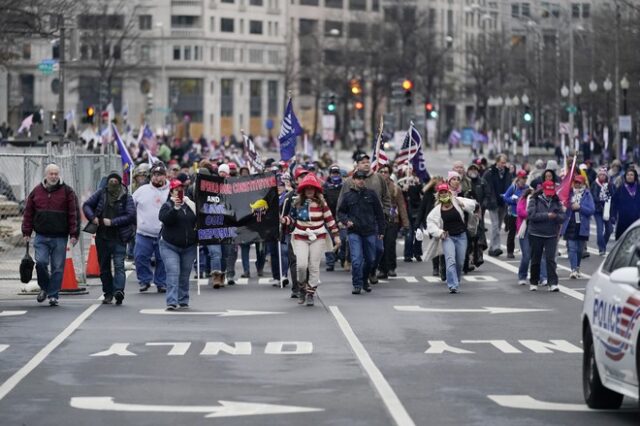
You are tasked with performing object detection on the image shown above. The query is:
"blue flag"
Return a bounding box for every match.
[278,98,302,161]
[408,125,430,182]
[112,123,134,186]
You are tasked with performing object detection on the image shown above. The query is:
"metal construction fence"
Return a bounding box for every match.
[0,142,119,282]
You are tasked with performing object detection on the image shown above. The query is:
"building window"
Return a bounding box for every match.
[139,15,152,30]
[210,16,215,32]
[78,14,124,30]
[22,44,31,60]
[141,45,150,61]
[220,47,235,62]
[221,79,233,117]
[372,0,379,11]
[511,3,520,17]
[268,80,278,116]
[249,48,264,63]
[194,45,202,60]
[250,0,263,5]
[173,46,181,60]
[325,0,342,8]
[171,15,200,28]
[582,3,590,18]
[249,20,263,34]
[323,49,341,65]
[348,22,366,38]
[349,0,366,11]
[571,3,580,18]
[299,19,317,36]
[324,20,342,37]
[300,0,319,5]
[210,46,215,61]
[268,50,280,65]
[80,45,88,60]
[221,18,234,32]
[184,46,191,60]
[300,77,312,95]
[250,80,262,117]
[521,2,530,17]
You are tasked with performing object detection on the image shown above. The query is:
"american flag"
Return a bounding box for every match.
[371,117,388,172]
[242,131,264,172]
[395,124,422,166]
[138,124,158,164]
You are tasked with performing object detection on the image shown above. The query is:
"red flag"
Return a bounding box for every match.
[556,155,576,208]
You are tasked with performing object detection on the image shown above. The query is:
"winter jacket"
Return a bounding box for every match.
[611,183,640,240]
[526,193,566,238]
[424,196,477,261]
[323,180,342,218]
[22,181,79,239]
[387,181,409,227]
[463,177,488,210]
[284,198,339,241]
[159,197,198,248]
[82,186,136,243]
[502,184,528,217]
[560,189,595,238]
[516,195,529,233]
[337,187,385,237]
[482,165,512,210]
[338,171,391,217]
[132,182,170,237]
[403,180,424,224]
[590,180,612,215]
[417,188,437,228]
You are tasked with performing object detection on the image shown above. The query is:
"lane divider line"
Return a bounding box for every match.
[0,303,101,401]
[329,306,415,426]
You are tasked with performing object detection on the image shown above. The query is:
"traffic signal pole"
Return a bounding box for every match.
[57,25,65,140]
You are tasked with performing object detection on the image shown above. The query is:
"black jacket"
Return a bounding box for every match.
[527,193,566,238]
[323,181,342,218]
[159,200,197,248]
[482,165,512,210]
[464,177,488,210]
[337,187,385,237]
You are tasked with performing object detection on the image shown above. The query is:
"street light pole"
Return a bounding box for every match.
[57,25,66,140]
[621,75,630,160]
[157,22,167,133]
[603,76,613,161]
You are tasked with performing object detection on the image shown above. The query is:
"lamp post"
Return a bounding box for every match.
[588,79,597,142]
[620,75,630,160]
[603,76,613,160]
[573,82,582,144]
[156,22,167,132]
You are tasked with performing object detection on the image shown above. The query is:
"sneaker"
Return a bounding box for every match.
[541,280,548,286]
[432,268,440,277]
[582,252,590,259]
[157,286,166,293]
[549,285,560,292]
[364,283,372,293]
[179,304,189,309]
[139,283,151,292]
[352,287,362,294]
[306,293,314,306]
[388,270,397,277]
[576,268,582,279]
[241,272,250,278]
[257,270,264,277]
[507,253,515,259]
[290,292,298,298]
[368,272,378,285]
[529,285,537,291]
[36,290,47,303]
[414,256,422,262]
[403,257,413,263]
[569,270,578,279]
[377,272,388,279]
[282,278,289,287]
[114,291,124,305]
[48,297,59,306]
[518,279,527,286]
[489,249,503,257]
[449,288,458,294]
[102,294,113,304]
[166,304,177,311]
[227,279,236,286]
[326,266,334,272]
[599,250,606,256]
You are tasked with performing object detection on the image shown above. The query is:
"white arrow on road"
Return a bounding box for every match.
[70,397,323,418]
[139,309,284,317]
[0,310,27,317]
[394,306,551,314]
[488,395,637,412]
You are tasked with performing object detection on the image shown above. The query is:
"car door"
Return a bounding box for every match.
[598,226,640,386]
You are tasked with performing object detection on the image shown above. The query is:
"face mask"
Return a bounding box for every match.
[439,195,451,204]
[330,175,342,184]
[107,181,120,194]
[468,172,478,179]
[574,186,585,194]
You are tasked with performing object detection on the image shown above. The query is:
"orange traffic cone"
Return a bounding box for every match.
[61,242,88,295]
[86,235,100,278]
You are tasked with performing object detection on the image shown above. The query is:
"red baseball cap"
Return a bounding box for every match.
[228,162,238,170]
[294,167,309,180]
[436,183,450,193]
[516,170,527,179]
[573,175,586,184]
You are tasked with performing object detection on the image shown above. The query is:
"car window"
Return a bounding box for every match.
[604,227,640,273]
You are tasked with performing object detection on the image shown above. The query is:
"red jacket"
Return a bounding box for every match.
[22,181,79,239]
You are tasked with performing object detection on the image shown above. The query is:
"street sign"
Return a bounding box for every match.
[565,105,577,114]
[619,115,632,132]
[37,59,58,75]
[322,114,335,130]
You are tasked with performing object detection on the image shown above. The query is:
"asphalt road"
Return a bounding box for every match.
[0,148,638,425]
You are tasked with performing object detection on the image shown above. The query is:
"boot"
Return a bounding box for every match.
[298,283,308,304]
[306,286,316,306]
[209,273,220,289]
[212,271,224,288]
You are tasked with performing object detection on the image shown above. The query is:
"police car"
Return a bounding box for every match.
[582,222,640,409]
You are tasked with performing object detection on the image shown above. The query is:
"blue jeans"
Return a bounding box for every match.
[33,234,67,298]
[594,213,612,253]
[159,240,197,306]
[404,222,423,259]
[241,243,266,274]
[225,243,238,279]
[207,244,223,272]
[348,233,377,289]
[442,233,467,290]
[95,237,126,295]
[325,228,347,268]
[567,239,585,270]
[134,234,166,289]
[518,235,547,281]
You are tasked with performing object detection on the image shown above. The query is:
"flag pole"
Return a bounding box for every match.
[278,196,290,289]
[196,244,201,295]
[408,121,414,172]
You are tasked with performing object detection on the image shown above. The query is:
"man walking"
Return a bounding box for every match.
[132,162,170,292]
[22,163,79,306]
[338,170,386,294]
[482,154,512,257]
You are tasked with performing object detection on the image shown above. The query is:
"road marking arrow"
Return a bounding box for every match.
[488,395,638,412]
[139,309,284,317]
[0,310,27,317]
[394,306,551,314]
[70,397,323,418]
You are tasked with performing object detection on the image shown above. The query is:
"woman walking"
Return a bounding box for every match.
[590,167,613,255]
[515,188,548,286]
[283,174,340,306]
[610,168,640,240]
[158,179,198,310]
[560,175,595,279]
[426,183,477,294]
[503,170,529,259]
[527,181,565,292]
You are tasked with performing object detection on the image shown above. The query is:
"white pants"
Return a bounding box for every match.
[292,238,325,288]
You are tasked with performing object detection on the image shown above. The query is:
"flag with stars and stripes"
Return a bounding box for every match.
[395,124,421,166]
[278,98,303,161]
[371,117,388,172]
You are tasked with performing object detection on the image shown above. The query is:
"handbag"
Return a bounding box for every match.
[19,243,35,284]
[83,221,98,234]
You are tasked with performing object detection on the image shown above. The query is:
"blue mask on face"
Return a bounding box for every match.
[330,175,342,184]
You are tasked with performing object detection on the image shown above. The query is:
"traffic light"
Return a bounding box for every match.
[350,79,362,96]
[355,101,364,110]
[85,106,95,124]
[523,106,533,123]
[402,79,413,106]
[327,95,337,113]
[425,99,438,119]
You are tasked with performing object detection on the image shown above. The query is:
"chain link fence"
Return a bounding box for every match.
[0,142,118,283]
